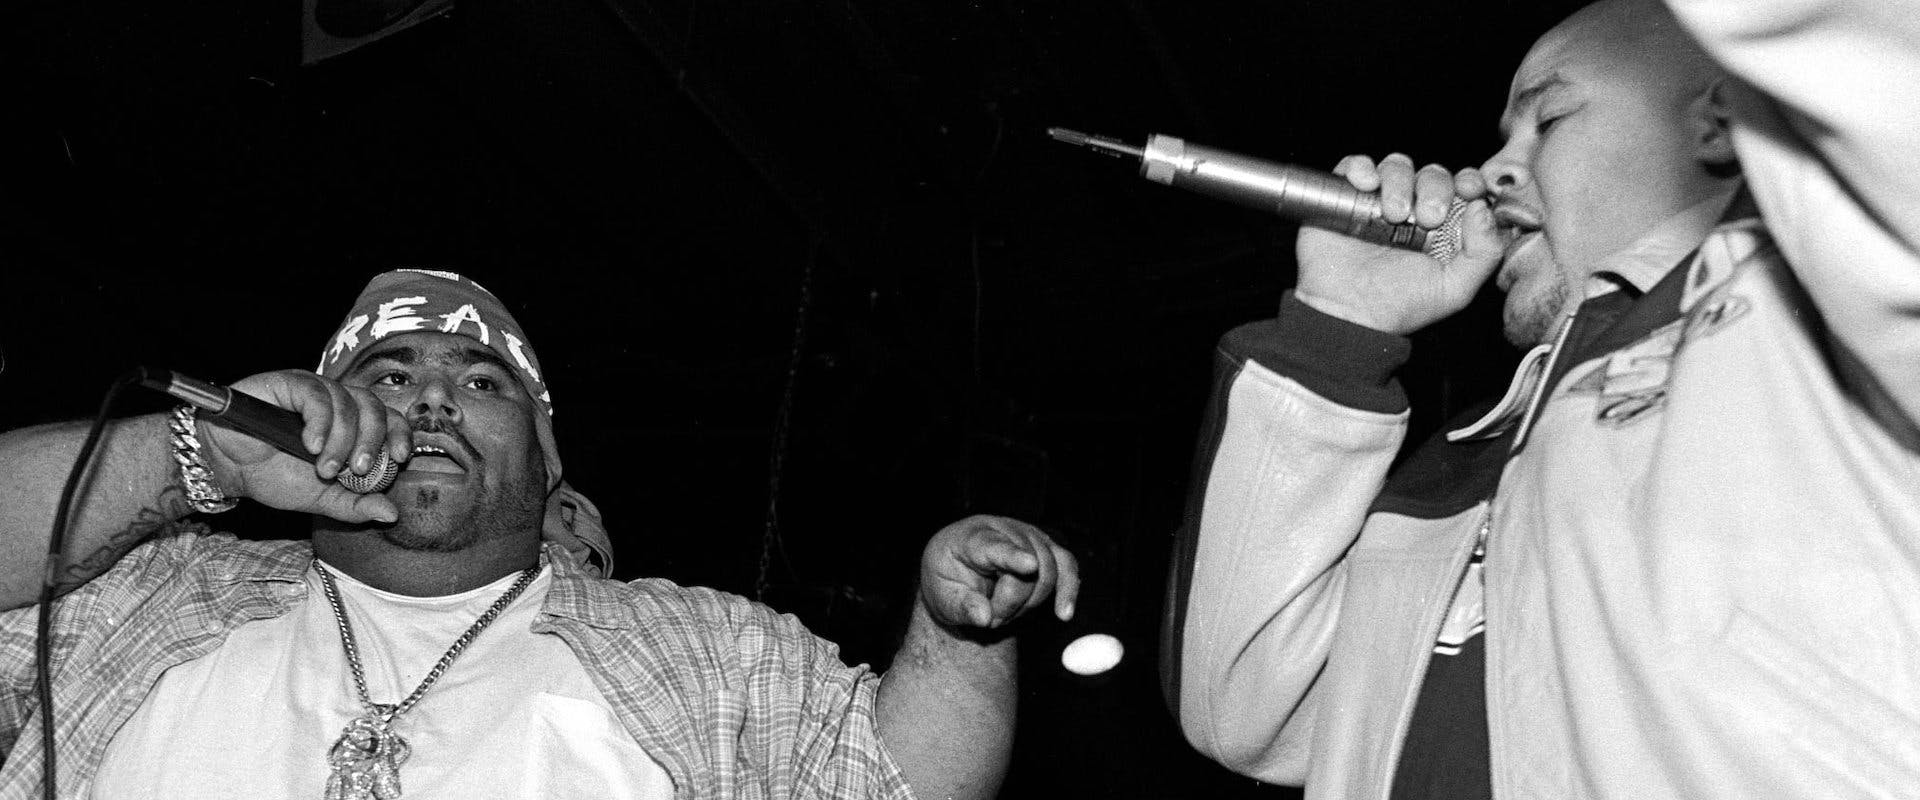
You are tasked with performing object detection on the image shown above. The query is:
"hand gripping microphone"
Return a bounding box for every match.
[1048,128,1467,264]
[137,368,399,493]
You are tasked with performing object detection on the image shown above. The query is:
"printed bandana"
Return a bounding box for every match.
[313,268,613,575]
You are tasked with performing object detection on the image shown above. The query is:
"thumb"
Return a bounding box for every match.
[966,595,994,628]
[352,494,399,525]
[314,485,399,525]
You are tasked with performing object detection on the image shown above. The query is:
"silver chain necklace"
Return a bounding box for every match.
[315,562,541,800]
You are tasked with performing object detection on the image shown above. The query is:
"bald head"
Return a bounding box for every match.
[1550,0,1724,97]
[1479,0,1742,346]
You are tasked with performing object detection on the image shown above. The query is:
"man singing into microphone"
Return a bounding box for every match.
[0,268,1079,798]
[1165,0,1920,797]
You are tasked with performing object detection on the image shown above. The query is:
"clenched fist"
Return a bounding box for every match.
[917,515,1080,631]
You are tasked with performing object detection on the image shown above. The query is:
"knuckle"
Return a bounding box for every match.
[298,379,331,404]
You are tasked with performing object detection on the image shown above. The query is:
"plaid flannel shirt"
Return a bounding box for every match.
[0,528,912,799]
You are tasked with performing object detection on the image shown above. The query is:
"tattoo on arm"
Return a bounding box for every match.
[54,484,189,594]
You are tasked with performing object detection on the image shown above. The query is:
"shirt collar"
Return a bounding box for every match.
[222,538,313,585]
[221,538,625,616]
[538,540,638,630]
[220,536,635,629]
[1585,187,1741,298]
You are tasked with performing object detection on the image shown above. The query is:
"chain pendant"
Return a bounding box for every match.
[314,561,537,800]
[324,705,411,800]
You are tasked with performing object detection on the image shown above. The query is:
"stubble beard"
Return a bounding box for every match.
[1501,249,1574,348]
[382,481,545,553]
[1503,284,1568,348]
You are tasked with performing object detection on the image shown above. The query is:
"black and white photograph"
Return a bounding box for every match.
[2,0,1916,796]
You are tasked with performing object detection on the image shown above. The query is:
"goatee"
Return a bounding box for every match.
[382,484,544,553]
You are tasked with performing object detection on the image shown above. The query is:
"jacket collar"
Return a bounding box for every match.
[1582,188,1743,299]
[1449,186,1754,443]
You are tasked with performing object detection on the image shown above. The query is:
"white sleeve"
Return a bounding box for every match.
[1169,358,1404,782]
[1667,0,1920,431]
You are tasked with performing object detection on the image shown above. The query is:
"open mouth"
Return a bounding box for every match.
[1489,204,1543,290]
[1493,204,1539,241]
[404,443,469,474]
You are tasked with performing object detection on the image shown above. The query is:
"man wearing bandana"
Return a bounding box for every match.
[0,268,1077,799]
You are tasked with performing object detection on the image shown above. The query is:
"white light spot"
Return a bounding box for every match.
[1061,633,1123,676]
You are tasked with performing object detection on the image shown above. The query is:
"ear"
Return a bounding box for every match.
[1688,78,1738,169]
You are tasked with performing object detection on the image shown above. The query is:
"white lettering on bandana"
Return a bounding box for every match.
[322,314,371,370]
[439,303,491,345]
[502,331,541,383]
[316,281,553,414]
[371,296,431,340]
[397,268,468,283]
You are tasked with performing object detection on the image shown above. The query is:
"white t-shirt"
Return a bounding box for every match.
[91,561,674,799]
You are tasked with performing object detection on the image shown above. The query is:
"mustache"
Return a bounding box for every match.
[407,416,481,463]
[411,415,453,434]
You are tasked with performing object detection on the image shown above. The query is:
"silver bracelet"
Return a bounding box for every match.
[167,405,238,514]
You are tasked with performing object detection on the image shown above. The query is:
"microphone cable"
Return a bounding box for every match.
[37,369,143,800]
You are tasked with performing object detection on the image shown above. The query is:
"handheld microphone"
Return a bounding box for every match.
[1048,128,1467,264]
[136,368,399,494]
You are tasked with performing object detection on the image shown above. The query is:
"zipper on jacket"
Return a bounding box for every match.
[1423,502,1493,662]
[1475,506,1490,559]
[1382,501,1496,800]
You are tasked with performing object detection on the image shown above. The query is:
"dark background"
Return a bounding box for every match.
[2,0,1585,796]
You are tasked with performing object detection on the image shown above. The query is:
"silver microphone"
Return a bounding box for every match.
[1048,128,1467,264]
